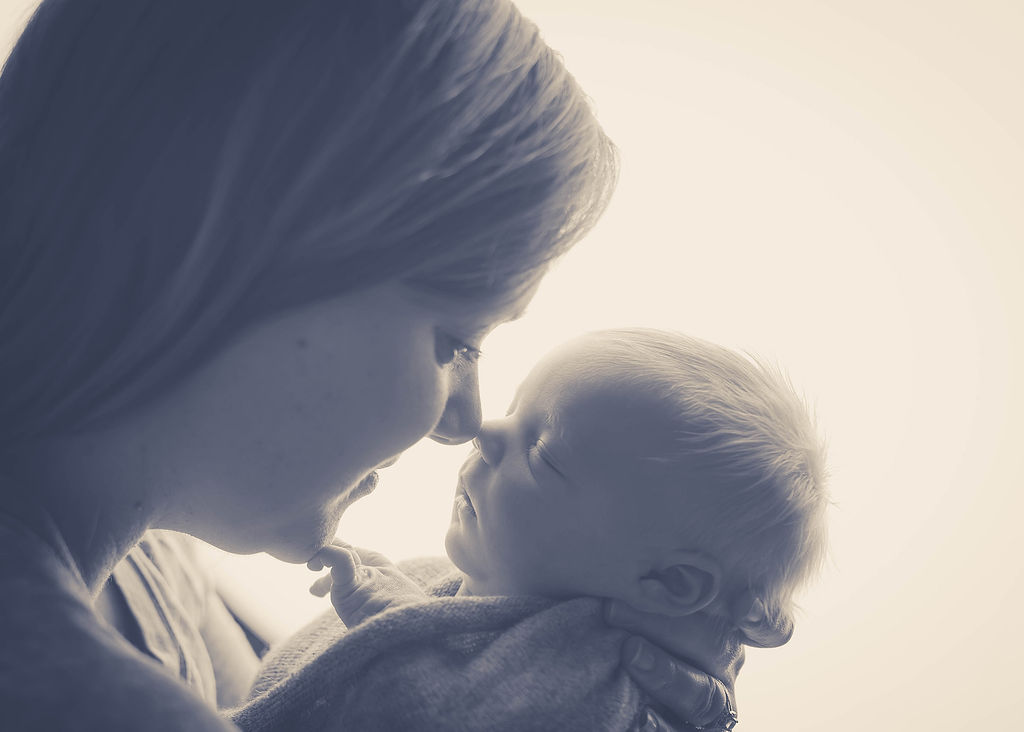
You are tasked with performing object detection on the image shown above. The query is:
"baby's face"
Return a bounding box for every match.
[445,337,684,600]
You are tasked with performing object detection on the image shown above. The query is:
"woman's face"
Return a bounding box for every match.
[154,280,535,562]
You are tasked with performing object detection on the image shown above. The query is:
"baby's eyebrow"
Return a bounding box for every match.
[505,388,521,416]
[537,421,582,493]
[539,403,576,473]
[507,382,570,452]
[543,404,567,443]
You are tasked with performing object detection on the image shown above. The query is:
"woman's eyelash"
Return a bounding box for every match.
[459,344,483,363]
[435,332,483,366]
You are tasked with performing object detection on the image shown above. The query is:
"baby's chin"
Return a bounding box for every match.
[443,528,498,595]
[443,526,469,574]
[442,550,548,598]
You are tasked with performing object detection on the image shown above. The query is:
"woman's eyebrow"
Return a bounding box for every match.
[506,305,529,323]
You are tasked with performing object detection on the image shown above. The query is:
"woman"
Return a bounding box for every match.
[0,1,787,729]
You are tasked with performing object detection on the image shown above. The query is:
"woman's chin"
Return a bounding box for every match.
[261,513,343,563]
[263,543,319,564]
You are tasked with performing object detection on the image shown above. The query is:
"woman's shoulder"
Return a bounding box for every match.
[0,522,235,731]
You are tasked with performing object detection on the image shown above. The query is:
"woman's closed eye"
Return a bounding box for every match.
[434,331,483,366]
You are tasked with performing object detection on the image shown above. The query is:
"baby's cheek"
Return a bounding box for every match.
[496,494,553,560]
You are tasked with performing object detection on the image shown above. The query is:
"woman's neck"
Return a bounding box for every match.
[1,437,159,596]
[0,485,152,597]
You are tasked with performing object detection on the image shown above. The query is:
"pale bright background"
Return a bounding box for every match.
[4,1,1022,730]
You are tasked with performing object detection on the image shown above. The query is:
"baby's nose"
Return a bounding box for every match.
[473,423,505,466]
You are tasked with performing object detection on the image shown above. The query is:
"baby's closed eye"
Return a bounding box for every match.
[527,439,564,479]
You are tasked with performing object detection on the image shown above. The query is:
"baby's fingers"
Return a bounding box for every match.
[309,544,361,596]
[349,546,396,568]
[325,547,361,590]
[309,573,333,597]
[314,544,354,569]
[307,540,350,571]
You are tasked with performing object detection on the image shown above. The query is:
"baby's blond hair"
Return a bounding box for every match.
[581,328,829,624]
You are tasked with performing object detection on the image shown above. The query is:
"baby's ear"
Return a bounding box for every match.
[626,551,722,617]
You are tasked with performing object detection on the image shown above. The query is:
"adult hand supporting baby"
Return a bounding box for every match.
[605,593,794,731]
[605,600,741,731]
[309,543,427,628]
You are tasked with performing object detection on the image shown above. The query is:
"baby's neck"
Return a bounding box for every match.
[457,574,501,598]
[455,572,604,604]
[455,573,551,599]
[457,569,741,641]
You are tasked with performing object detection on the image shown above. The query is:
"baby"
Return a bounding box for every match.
[233,328,828,732]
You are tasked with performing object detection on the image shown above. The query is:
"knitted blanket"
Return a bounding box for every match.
[229,561,645,731]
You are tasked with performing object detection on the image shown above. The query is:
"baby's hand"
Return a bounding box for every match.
[308,542,426,627]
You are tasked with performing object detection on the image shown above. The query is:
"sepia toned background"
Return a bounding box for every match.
[3,1,1020,729]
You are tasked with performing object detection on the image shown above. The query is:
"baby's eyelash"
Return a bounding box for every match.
[527,438,563,477]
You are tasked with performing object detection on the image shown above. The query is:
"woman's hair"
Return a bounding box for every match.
[0,0,617,445]
[578,328,829,625]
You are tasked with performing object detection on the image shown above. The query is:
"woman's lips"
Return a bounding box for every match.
[346,470,380,503]
[340,455,401,506]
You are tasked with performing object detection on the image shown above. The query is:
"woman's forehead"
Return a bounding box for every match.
[404,279,537,332]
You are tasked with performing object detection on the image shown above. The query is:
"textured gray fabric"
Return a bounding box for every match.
[229,565,646,731]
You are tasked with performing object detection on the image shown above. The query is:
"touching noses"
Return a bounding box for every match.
[472,421,505,465]
[429,360,482,445]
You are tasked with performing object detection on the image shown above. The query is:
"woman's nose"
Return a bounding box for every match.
[429,360,482,445]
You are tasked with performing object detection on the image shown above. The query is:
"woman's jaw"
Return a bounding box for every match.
[186,451,406,566]
[314,451,404,559]
[21,273,541,578]
[306,455,406,561]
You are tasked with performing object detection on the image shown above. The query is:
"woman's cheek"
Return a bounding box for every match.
[421,365,454,438]
[387,350,451,449]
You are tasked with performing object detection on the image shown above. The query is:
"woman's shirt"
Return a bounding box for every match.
[108,530,243,704]
[0,513,236,730]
